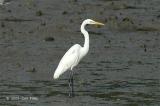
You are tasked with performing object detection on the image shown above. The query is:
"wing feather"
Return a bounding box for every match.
[53,44,81,79]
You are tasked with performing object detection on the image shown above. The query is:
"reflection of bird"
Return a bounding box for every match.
[53,19,104,97]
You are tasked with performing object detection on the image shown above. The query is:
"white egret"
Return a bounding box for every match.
[53,19,104,97]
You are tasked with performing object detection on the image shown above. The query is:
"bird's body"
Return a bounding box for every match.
[54,44,82,79]
[53,19,104,97]
[54,19,91,79]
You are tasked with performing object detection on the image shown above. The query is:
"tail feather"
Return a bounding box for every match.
[53,66,67,79]
[53,70,59,79]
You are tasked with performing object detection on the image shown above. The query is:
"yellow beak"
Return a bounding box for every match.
[94,21,105,26]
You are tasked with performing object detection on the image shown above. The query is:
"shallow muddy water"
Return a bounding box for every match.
[0,0,160,106]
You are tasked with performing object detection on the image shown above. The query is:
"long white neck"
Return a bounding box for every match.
[80,22,89,56]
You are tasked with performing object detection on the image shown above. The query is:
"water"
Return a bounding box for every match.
[0,0,160,106]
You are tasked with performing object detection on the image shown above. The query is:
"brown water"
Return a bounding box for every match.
[0,0,160,106]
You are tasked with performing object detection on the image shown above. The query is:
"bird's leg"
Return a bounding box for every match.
[71,71,74,97]
[68,75,71,97]
[69,71,74,97]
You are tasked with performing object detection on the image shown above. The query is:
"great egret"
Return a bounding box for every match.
[53,19,104,97]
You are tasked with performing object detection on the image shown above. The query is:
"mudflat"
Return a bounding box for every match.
[0,0,160,106]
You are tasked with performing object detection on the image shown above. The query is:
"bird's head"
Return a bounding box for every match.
[84,19,105,26]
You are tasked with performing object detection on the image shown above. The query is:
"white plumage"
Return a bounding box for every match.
[53,19,104,79]
[54,44,82,79]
